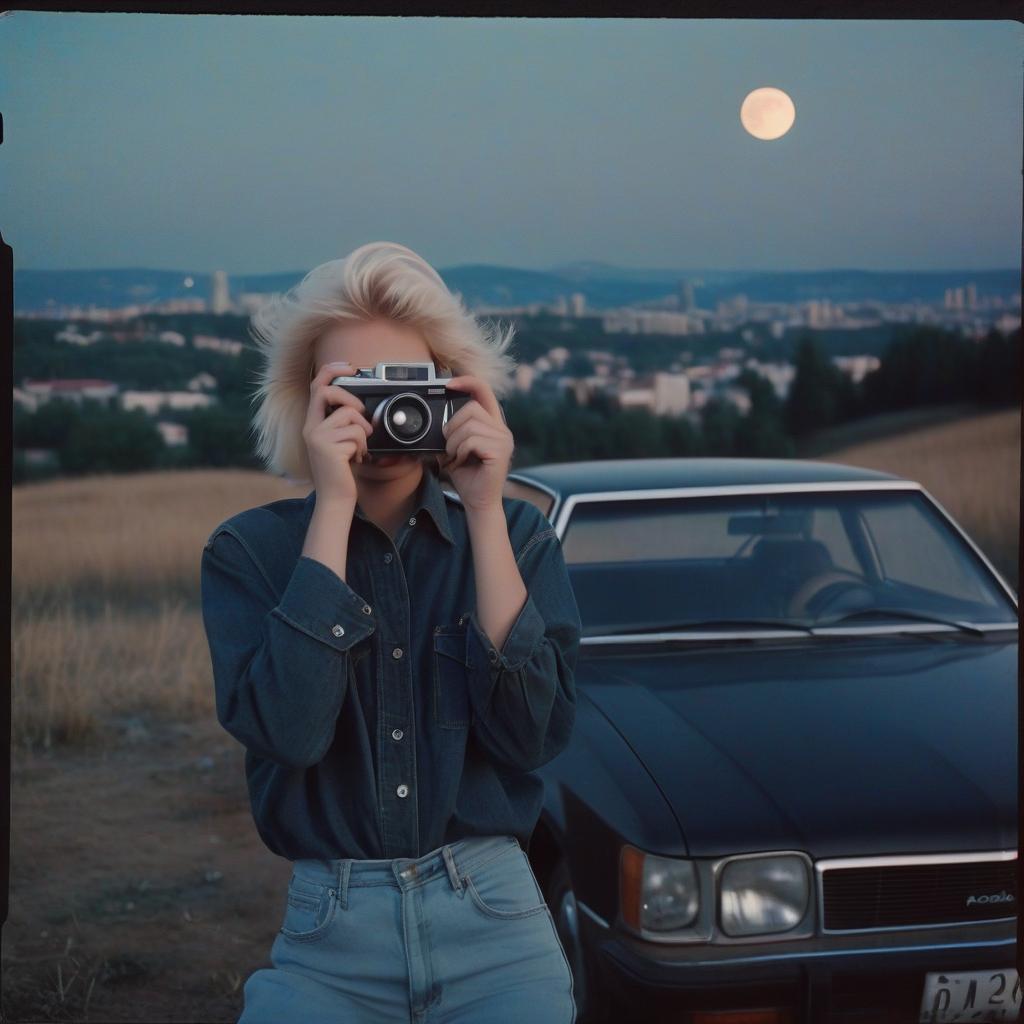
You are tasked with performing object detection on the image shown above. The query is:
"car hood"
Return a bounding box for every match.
[580,632,1018,859]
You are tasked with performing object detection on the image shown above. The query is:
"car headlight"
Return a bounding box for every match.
[719,854,809,936]
[620,845,699,932]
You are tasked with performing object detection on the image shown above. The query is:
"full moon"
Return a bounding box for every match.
[740,87,796,140]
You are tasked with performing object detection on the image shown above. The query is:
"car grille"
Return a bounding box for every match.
[821,856,1017,931]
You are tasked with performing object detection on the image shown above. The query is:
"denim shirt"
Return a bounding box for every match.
[199,463,582,862]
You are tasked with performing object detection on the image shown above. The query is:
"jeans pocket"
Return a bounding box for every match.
[463,846,548,920]
[279,874,337,943]
[433,625,471,729]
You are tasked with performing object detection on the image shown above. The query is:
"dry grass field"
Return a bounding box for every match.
[12,469,310,751]
[5,412,1019,1022]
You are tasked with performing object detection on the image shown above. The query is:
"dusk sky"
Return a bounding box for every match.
[2,14,1021,275]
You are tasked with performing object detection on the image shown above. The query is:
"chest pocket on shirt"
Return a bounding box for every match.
[433,623,471,729]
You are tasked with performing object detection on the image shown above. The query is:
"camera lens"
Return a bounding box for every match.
[382,393,430,444]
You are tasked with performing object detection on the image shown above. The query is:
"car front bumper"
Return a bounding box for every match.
[582,906,1018,1024]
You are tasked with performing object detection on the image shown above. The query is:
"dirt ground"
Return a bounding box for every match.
[3,712,287,1023]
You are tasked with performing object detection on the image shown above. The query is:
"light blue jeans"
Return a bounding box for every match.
[238,834,576,1023]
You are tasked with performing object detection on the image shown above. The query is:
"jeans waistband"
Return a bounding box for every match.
[290,835,519,906]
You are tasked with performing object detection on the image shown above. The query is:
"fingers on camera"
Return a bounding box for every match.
[325,400,373,438]
[336,424,368,464]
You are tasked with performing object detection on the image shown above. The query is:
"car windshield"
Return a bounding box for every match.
[561,489,1018,636]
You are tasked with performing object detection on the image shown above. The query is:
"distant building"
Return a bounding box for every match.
[616,371,691,416]
[56,324,103,346]
[831,354,881,384]
[211,270,232,315]
[618,386,654,412]
[158,330,187,347]
[652,371,691,415]
[21,378,120,408]
[945,287,966,311]
[187,371,218,392]
[685,364,715,384]
[570,292,587,317]
[193,334,244,356]
[156,421,189,446]
[743,359,796,400]
[121,391,217,414]
[602,309,701,336]
[806,299,834,329]
[720,386,752,415]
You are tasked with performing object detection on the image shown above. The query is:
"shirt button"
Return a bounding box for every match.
[383,552,393,564]
[362,603,372,615]
[392,647,403,659]
[396,784,409,798]
[332,624,345,637]
[392,728,403,741]
[408,516,417,526]
[489,649,499,664]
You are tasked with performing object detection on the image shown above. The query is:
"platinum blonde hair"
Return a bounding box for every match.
[247,241,518,485]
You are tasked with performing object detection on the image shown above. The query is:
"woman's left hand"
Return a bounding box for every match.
[440,375,514,513]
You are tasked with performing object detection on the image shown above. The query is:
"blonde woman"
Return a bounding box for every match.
[200,241,581,1023]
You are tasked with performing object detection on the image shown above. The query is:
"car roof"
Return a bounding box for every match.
[509,456,904,500]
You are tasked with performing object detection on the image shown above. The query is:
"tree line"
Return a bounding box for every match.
[13,323,1020,483]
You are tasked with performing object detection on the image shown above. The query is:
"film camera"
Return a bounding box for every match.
[329,361,474,454]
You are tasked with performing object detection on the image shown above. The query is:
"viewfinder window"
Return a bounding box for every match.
[384,365,430,381]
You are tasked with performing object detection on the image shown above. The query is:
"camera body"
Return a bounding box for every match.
[329,361,473,454]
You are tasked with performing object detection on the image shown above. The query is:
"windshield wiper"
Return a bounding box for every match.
[815,606,987,636]
[599,617,817,637]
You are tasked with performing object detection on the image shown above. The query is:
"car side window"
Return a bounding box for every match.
[862,499,989,602]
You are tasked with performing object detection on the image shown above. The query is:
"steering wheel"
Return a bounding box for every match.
[787,569,874,619]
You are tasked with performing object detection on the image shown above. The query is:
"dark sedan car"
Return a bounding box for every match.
[500,457,1019,1024]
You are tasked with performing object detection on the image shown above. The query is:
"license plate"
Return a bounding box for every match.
[920,969,1020,1022]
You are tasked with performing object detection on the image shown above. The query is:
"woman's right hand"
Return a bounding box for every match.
[302,361,375,506]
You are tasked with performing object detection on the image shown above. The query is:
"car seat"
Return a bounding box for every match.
[746,537,834,615]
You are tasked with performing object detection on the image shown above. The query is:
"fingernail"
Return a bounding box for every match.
[328,361,350,367]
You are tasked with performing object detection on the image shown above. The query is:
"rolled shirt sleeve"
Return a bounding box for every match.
[463,524,581,773]
[200,525,377,770]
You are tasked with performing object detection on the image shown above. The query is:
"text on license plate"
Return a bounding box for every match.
[920,969,1020,1023]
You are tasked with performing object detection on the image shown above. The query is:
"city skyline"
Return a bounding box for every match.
[17,263,1020,342]
[2,15,1022,274]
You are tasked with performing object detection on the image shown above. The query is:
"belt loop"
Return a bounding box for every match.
[337,859,352,910]
[442,844,464,895]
